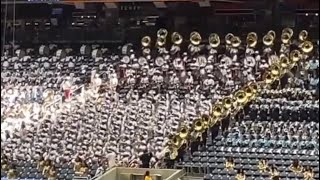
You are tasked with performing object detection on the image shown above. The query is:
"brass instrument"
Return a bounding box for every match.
[300,41,314,54]
[263,30,275,46]
[169,148,178,160]
[270,62,282,78]
[212,103,227,118]
[280,54,292,69]
[178,124,189,139]
[263,71,275,85]
[192,118,205,134]
[190,31,202,45]
[235,173,246,180]
[225,33,234,45]
[201,114,211,129]
[157,28,168,38]
[290,165,303,174]
[299,30,308,42]
[243,84,256,102]
[246,32,258,48]
[303,168,314,180]
[225,159,235,170]
[282,27,293,37]
[231,36,241,48]
[234,90,248,105]
[169,134,185,151]
[209,33,220,48]
[171,32,183,45]
[209,115,219,127]
[222,96,235,111]
[156,28,168,47]
[258,160,269,172]
[156,37,167,47]
[141,36,151,47]
[290,49,301,62]
[281,27,293,44]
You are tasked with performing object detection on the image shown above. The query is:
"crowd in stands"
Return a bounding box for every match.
[1,38,319,180]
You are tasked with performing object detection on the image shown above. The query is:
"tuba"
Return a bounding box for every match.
[263,71,275,85]
[280,54,292,69]
[171,32,183,45]
[300,41,313,54]
[290,49,301,63]
[234,90,248,105]
[281,27,293,44]
[212,103,227,118]
[246,32,258,48]
[225,33,234,45]
[263,30,275,46]
[209,33,220,48]
[141,36,151,47]
[222,96,235,112]
[299,30,308,42]
[190,31,202,46]
[231,36,241,48]
[178,124,189,139]
[157,28,168,38]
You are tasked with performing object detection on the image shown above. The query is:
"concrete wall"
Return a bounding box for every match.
[96,167,185,180]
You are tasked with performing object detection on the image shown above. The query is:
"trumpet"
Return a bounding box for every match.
[263,30,275,46]
[190,31,202,45]
[141,36,151,47]
[209,33,220,48]
[171,32,183,45]
[246,32,258,48]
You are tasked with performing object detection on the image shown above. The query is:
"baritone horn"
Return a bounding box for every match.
[171,32,183,45]
[190,31,202,45]
[141,36,151,47]
[209,33,220,48]
[246,32,258,48]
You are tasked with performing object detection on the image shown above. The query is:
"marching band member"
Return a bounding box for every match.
[235,169,246,180]
[91,74,102,93]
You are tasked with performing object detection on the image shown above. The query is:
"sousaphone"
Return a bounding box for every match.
[209,33,220,48]
[246,32,258,48]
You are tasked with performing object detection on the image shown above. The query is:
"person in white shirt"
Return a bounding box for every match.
[106,151,116,168]
[61,77,72,102]
[92,74,102,93]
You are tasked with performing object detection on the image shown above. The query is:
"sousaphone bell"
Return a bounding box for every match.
[209,33,220,48]
[141,36,151,47]
[246,32,258,48]
[171,32,183,45]
[190,31,202,46]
